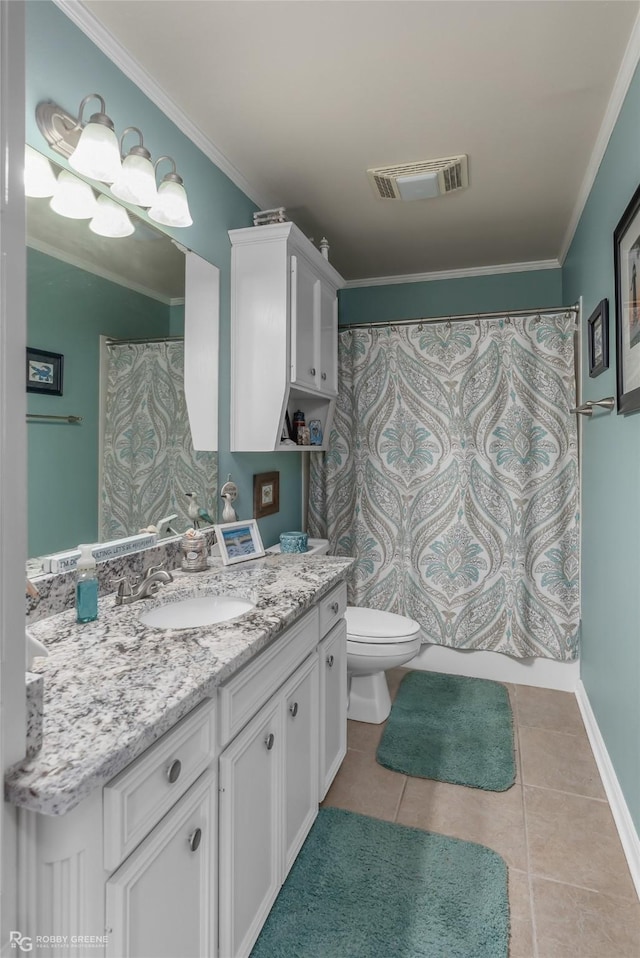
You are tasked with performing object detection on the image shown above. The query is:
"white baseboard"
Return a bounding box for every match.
[408,643,580,691]
[575,680,640,900]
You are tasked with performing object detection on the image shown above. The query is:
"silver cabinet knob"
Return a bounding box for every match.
[330,602,339,614]
[289,702,298,718]
[167,759,182,784]
[321,372,327,381]
[188,827,202,852]
[265,732,275,750]
[309,367,316,376]
[326,654,335,668]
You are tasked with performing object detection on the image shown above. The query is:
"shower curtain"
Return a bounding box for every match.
[101,340,217,540]
[309,312,579,661]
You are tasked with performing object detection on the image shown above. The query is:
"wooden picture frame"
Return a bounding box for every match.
[253,471,280,519]
[614,183,640,413]
[587,299,609,378]
[214,519,265,565]
[26,347,64,395]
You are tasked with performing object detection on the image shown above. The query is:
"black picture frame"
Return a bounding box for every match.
[26,347,64,396]
[587,299,609,378]
[614,183,640,414]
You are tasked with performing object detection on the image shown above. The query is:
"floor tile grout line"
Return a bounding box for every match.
[393,776,408,823]
[522,781,609,803]
[526,870,640,904]
[515,685,541,958]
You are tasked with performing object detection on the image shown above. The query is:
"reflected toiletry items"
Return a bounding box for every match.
[76,544,98,623]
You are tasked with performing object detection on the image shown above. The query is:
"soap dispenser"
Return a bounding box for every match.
[76,544,98,623]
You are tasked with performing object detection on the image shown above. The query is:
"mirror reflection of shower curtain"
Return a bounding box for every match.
[99,339,217,540]
[309,312,579,662]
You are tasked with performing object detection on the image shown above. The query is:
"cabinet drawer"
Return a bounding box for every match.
[318,582,347,638]
[103,698,216,871]
[218,608,319,749]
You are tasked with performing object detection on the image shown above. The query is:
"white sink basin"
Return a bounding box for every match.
[139,595,255,630]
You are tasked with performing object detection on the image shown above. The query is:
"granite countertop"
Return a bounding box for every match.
[6,553,353,817]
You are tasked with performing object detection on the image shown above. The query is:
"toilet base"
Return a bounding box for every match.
[347,671,391,724]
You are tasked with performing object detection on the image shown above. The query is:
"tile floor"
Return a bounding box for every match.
[321,669,640,958]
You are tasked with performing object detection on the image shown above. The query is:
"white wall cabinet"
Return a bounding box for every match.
[229,222,344,452]
[16,585,348,958]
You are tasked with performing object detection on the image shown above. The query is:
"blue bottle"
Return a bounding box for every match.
[76,544,99,623]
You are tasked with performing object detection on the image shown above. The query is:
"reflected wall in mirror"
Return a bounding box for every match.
[27,152,218,559]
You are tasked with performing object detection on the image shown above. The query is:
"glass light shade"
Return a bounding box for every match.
[89,194,135,238]
[148,179,193,228]
[69,121,122,184]
[111,152,158,207]
[24,145,57,198]
[50,170,98,219]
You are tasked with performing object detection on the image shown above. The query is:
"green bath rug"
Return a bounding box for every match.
[251,806,509,958]
[377,671,516,791]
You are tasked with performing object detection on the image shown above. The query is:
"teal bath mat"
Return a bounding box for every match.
[377,671,515,791]
[251,807,509,958]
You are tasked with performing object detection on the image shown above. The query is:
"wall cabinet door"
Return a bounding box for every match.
[282,653,319,874]
[218,698,281,958]
[105,768,216,958]
[319,620,348,800]
[290,253,319,390]
[319,283,338,395]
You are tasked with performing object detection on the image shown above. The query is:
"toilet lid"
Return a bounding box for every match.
[345,606,421,642]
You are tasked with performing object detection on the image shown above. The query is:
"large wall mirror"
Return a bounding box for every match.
[26,151,219,562]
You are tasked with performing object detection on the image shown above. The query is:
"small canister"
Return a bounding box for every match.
[279,531,308,554]
[181,528,208,572]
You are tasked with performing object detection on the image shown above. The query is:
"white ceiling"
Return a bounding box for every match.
[80,0,640,283]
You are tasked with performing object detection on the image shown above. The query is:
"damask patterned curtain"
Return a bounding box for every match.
[101,340,217,539]
[309,312,579,661]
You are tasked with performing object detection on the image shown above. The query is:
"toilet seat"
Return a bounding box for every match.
[345,606,420,644]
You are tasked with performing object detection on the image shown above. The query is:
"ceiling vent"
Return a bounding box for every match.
[367,155,468,201]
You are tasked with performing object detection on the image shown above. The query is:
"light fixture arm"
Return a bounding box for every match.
[154,155,184,186]
[75,93,110,131]
[119,126,151,161]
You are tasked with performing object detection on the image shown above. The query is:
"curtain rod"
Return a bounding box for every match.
[105,336,184,346]
[338,303,579,332]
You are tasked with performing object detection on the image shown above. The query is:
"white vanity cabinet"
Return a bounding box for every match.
[14,580,349,958]
[229,222,343,452]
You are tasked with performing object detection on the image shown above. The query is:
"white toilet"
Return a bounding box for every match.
[344,606,421,724]
[267,537,421,723]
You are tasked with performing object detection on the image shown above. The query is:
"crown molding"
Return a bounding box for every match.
[27,236,183,305]
[53,0,272,210]
[559,6,640,265]
[343,258,560,289]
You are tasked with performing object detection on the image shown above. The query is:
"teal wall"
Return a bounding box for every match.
[27,248,171,555]
[563,64,640,830]
[339,268,564,326]
[26,1,302,551]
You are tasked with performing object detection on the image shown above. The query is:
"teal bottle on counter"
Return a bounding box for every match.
[76,544,98,623]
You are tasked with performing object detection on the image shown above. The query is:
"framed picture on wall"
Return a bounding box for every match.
[26,347,63,395]
[614,183,640,413]
[253,471,280,519]
[587,299,609,378]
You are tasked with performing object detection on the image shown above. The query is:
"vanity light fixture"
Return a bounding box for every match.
[50,169,97,220]
[66,94,121,183]
[148,156,193,228]
[89,194,135,238]
[110,127,158,208]
[35,96,193,228]
[24,145,57,198]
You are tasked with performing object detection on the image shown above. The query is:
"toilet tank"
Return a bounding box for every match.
[266,538,329,555]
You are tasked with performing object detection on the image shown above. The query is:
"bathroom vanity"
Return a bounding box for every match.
[8,553,352,958]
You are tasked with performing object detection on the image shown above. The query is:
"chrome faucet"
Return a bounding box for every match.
[113,565,173,606]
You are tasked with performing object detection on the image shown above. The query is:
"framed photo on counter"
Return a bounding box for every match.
[215,519,265,565]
